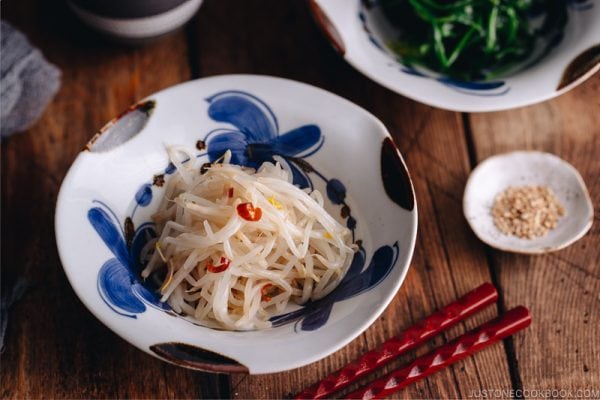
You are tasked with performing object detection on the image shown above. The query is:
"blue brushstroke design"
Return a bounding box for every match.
[165,162,176,174]
[286,159,313,191]
[401,66,509,96]
[204,90,324,189]
[92,199,124,236]
[88,207,130,267]
[271,242,399,331]
[437,78,505,90]
[326,179,346,205]
[132,283,170,311]
[441,83,511,96]
[89,203,170,318]
[97,259,145,318]
[135,183,153,207]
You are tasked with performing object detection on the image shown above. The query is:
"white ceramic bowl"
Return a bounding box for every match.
[67,0,203,43]
[309,0,600,112]
[463,151,593,254]
[55,75,418,373]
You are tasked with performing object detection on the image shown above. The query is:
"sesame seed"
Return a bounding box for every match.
[491,185,566,239]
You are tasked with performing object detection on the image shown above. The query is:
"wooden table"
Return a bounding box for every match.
[2,1,598,398]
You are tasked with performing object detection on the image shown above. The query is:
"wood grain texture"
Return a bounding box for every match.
[189,1,511,398]
[1,0,597,398]
[0,1,221,399]
[467,74,600,395]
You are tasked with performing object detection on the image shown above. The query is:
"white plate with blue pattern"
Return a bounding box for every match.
[55,75,418,374]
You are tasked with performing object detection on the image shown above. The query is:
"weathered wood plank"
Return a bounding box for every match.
[468,74,600,395]
[0,1,211,398]
[7,0,595,398]
[190,1,513,398]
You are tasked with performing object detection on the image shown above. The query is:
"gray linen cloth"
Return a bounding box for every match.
[1,20,61,138]
[1,20,60,350]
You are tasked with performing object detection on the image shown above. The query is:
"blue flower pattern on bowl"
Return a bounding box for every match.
[88,90,400,331]
[88,201,169,319]
[204,91,324,190]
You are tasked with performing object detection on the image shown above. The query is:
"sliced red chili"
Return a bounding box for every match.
[236,202,262,221]
[261,283,281,302]
[207,256,231,273]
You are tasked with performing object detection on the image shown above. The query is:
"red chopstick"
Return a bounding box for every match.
[295,283,498,400]
[345,306,531,399]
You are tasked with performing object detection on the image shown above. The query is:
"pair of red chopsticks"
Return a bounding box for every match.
[294,283,531,400]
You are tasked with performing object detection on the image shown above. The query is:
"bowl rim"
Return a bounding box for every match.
[54,74,419,373]
[309,0,600,113]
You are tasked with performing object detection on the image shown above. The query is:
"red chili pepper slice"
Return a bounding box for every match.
[261,283,280,302]
[207,256,231,273]
[236,202,262,221]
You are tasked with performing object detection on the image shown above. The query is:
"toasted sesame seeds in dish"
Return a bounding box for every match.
[491,185,566,240]
[463,151,593,254]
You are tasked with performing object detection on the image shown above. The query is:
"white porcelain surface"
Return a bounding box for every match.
[312,0,600,112]
[464,151,593,254]
[68,0,203,40]
[55,75,418,374]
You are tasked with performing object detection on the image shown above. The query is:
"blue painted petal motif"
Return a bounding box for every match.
[270,305,310,327]
[300,301,334,331]
[343,245,367,280]
[438,78,505,90]
[132,283,171,311]
[203,90,325,193]
[271,260,358,329]
[366,245,398,288]
[206,129,251,166]
[269,125,322,157]
[88,207,130,268]
[206,91,278,142]
[165,162,176,175]
[338,242,399,302]
[286,160,313,190]
[90,202,170,318]
[98,259,146,318]
[270,243,400,331]
[128,222,171,311]
[326,179,346,205]
[135,184,153,207]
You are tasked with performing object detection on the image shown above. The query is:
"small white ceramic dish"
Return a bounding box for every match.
[463,151,593,254]
[55,75,417,373]
[309,0,600,112]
